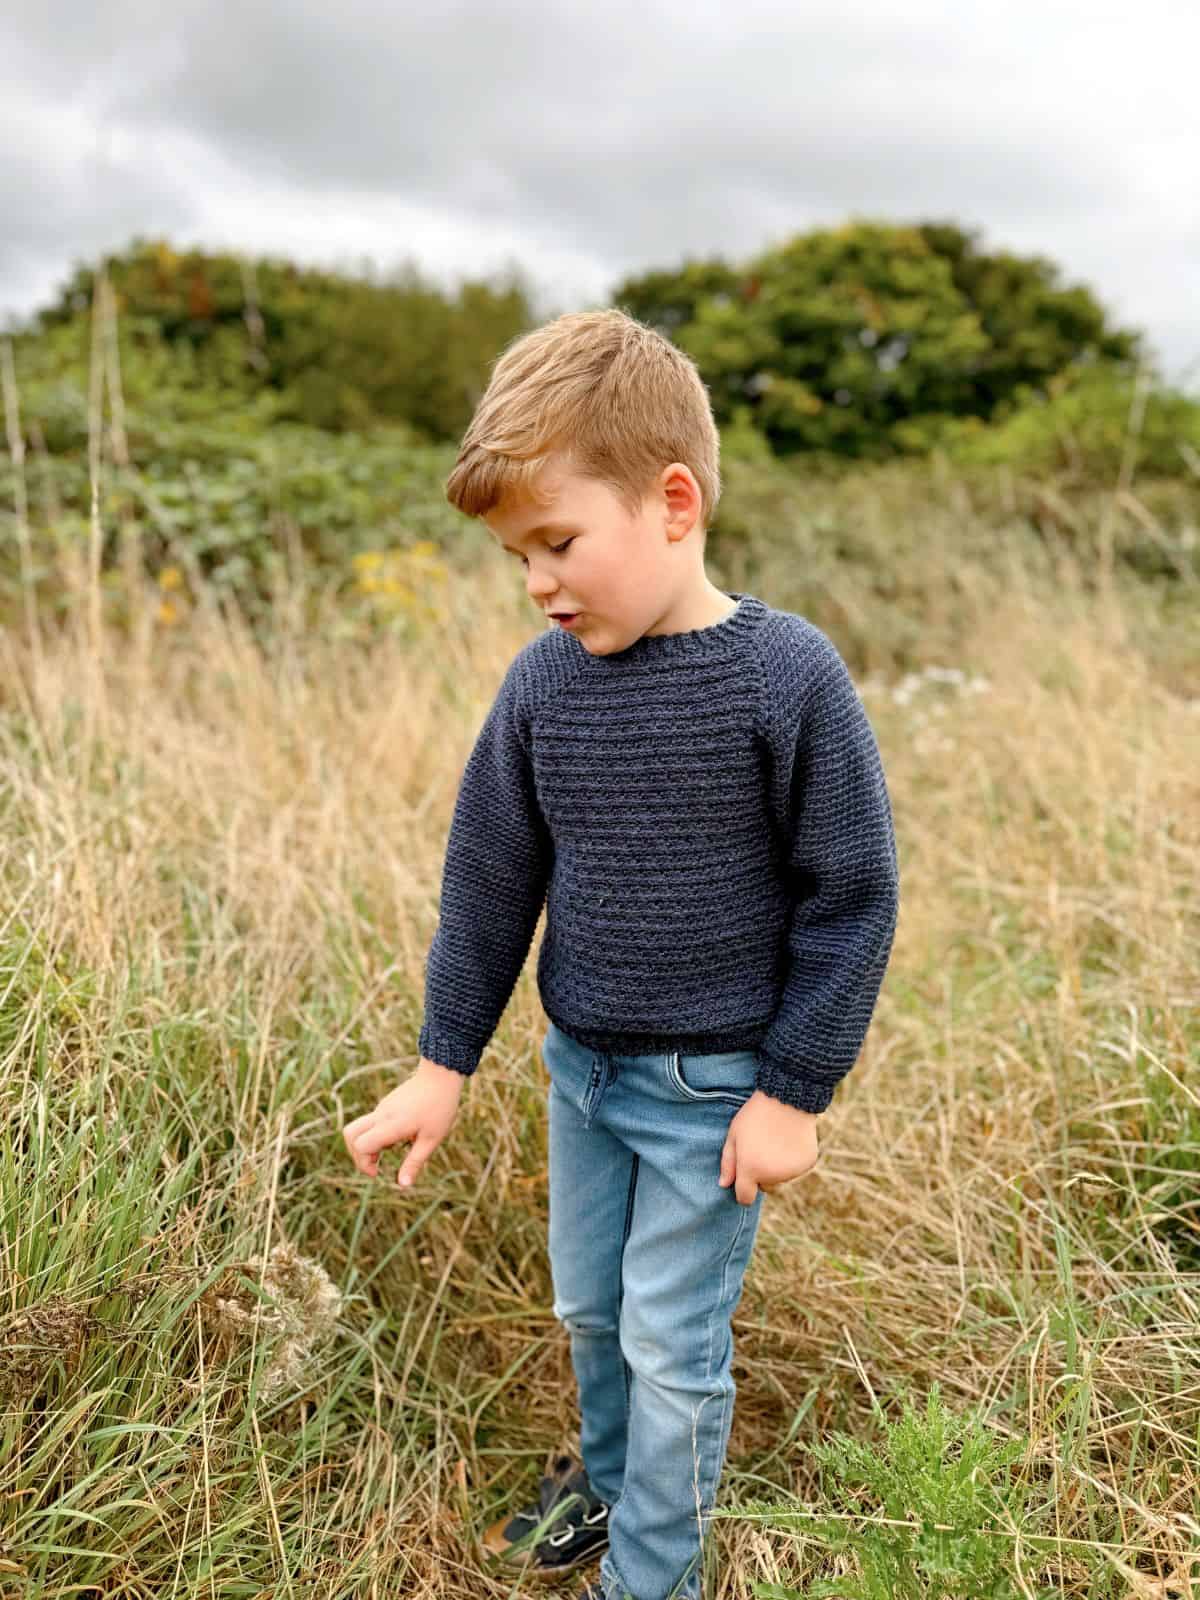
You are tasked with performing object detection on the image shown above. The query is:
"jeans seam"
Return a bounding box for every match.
[618,1149,638,1422]
[704,1192,748,1384]
[582,1054,601,1127]
[600,1551,638,1600]
[600,1148,640,1593]
[696,1200,751,1541]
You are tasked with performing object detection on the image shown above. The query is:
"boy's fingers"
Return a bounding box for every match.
[398,1135,439,1189]
[344,1117,403,1176]
[342,1123,367,1173]
[355,1120,402,1158]
[717,1138,736,1188]
[345,1133,380,1177]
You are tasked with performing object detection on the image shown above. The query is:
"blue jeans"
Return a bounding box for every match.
[543,1018,765,1600]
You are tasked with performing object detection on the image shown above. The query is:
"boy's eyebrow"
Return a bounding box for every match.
[495,520,577,554]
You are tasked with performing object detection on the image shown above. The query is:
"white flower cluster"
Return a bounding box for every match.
[889,665,992,707]
[871,664,993,756]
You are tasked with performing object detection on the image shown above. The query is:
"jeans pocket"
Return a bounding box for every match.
[543,1022,606,1119]
[666,1049,759,1107]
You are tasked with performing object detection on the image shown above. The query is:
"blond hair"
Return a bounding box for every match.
[445,308,721,530]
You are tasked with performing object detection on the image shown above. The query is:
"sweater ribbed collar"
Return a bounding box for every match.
[589,592,767,665]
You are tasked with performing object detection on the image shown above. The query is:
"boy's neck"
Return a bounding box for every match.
[643,583,739,637]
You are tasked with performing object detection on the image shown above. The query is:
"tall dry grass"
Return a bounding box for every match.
[0,514,1196,1596]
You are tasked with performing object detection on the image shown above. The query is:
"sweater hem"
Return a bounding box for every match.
[542,1008,771,1060]
[542,1011,847,1113]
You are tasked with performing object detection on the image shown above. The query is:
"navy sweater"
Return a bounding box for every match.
[416,592,900,1114]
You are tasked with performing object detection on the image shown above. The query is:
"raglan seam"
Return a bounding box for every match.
[510,630,597,754]
[752,611,841,752]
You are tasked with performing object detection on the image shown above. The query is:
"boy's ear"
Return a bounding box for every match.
[661,463,703,539]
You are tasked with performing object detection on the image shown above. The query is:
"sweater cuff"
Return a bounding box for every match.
[417,1022,484,1076]
[755,1051,840,1114]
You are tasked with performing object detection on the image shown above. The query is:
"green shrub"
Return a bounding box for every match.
[741,1383,1047,1600]
[938,361,1200,479]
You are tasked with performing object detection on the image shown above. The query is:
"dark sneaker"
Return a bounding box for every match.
[481,1452,611,1578]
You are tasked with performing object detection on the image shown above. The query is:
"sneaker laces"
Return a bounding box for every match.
[536,1457,609,1544]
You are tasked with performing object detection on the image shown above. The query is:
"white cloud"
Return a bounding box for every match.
[2,0,1196,388]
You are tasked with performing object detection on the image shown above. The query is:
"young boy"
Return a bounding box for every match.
[342,309,900,1600]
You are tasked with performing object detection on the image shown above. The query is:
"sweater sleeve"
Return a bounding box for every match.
[416,652,553,1076]
[755,630,900,1114]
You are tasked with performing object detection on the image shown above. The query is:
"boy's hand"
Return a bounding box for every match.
[342,1057,465,1190]
[718,1090,820,1205]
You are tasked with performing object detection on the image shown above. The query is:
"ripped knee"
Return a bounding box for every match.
[556,1306,619,1337]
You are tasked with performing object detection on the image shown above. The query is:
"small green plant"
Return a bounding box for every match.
[746,1383,1048,1600]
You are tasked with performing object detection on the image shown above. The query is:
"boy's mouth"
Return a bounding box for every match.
[549,612,581,628]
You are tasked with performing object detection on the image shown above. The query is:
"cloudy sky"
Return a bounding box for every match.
[3,0,1197,388]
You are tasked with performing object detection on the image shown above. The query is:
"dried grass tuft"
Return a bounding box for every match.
[0,1296,97,1401]
[197,1237,344,1398]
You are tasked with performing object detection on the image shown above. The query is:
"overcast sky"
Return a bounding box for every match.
[3,0,1197,389]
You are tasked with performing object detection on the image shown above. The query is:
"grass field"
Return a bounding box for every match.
[0,455,1197,1597]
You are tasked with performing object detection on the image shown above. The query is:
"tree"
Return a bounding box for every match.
[35,239,538,438]
[611,220,1146,461]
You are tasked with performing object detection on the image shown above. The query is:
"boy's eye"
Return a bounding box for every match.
[517,538,574,565]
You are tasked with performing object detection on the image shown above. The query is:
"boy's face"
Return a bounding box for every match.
[482,455,704,656]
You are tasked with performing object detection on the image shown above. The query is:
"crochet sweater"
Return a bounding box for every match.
[416,592,900,1114]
